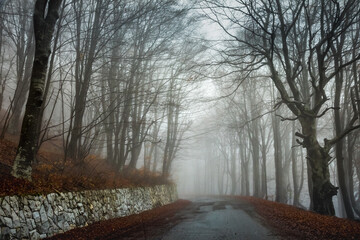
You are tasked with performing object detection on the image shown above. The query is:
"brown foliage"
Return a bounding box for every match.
[241,196,360,240]
[0,139,170,197]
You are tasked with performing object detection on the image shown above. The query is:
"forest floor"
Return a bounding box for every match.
[45,196,360,240]
[0,138,169,197]
[243,196,360,239]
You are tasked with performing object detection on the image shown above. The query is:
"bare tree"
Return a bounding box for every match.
[12,0,63,180]
[1,1,35,135]
[203,0,360,216]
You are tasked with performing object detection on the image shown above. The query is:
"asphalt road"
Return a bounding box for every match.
[111,197,280,240]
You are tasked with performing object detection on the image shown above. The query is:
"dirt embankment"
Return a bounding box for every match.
[0,139,170,197]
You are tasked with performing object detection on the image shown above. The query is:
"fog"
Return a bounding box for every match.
[0,0,359,220]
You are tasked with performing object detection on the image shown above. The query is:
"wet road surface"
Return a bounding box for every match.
[159,198,278,240]
[109,197,280,240]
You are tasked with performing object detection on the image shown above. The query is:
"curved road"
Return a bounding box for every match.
[110,197,280,240]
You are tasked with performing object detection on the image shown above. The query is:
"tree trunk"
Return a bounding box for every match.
[35,0,66,155]
[272,113,287,203]
[261,144,268,199]
[260,124,268,199]
[152,142,159,172]
[300,117,338,215]
[12,0,62,180]
[347,133,360,217]
[292,121,301,206]
[334,77,355,218]
[239,133,249,196]
[250,119,261,197]
[230,146,237,195]
[67,0,102,161]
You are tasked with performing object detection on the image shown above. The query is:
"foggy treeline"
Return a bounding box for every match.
[190,0,360,219]
[0,0,204,179]
[1,0,360,220]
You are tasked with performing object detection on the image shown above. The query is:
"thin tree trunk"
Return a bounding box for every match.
[334,76,355,218]
[292,121,300,206]
[230,143,237,195]
[347,133,360,217]
[272,112,286,203]
[68,0,103,161]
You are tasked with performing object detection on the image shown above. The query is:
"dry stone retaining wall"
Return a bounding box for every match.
[0,184,177,239]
